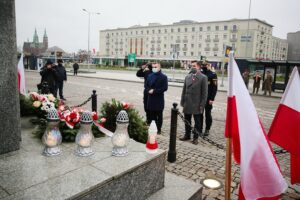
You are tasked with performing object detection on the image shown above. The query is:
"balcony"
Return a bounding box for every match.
[105,35,110,39]
[150,48,155,51]
[213,47,219,51]
[230,38,237,42]
[260,40,264,44]
[175,39,181,43]
[205,39,211,42]
[213,38,219,42]
[157,40,162,43]
[230,29,238,33]
[182,47,188,51]
[204,47,210,51]
[151,40,155,44]
[182,39,188,43]
[156,47,161,51]
[106,42,110,45]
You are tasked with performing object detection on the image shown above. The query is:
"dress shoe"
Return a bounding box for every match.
[192,138,199,145]
[179,136,191,141]
[204,129,209,136]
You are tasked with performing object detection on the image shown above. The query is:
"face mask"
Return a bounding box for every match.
[152,68,158,73]
[190,68,197,74]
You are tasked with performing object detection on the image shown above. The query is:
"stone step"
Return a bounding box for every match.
[0,127,166,200]
[147,172,203,200]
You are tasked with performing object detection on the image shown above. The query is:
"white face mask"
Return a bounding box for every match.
[152,68,159,73]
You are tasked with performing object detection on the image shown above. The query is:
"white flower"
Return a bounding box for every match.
[32,101,41,108]
[47,94,56,102]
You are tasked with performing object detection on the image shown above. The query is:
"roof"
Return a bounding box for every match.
[46,46,64,53]
[100,18,273,32]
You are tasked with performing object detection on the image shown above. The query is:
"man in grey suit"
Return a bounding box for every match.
[180,61,208,144]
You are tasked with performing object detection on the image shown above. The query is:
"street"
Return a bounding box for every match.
[25,71,299,199]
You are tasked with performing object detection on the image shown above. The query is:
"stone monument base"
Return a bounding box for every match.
[0,119,202,200]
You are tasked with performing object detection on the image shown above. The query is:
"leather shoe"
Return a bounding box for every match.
[204,129,209,136]
[192,139,199,145]
[179,136,191,141]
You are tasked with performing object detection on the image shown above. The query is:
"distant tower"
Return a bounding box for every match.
[33,28,39,45]
[43,29,48,49]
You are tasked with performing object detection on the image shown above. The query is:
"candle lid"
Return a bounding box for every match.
[47,108,59,121]
[116,110,129,123]
[80,111,93,123]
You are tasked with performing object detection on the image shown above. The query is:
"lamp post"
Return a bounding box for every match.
[245,0,252,58]
[82,9,100,71]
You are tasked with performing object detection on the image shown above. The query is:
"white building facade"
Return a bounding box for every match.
[99,19,288,66]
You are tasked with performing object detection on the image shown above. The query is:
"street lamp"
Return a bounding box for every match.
[245,0,252,58]
[82,9,100,71]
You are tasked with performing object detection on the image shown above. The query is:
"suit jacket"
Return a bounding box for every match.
[145,71,168,111]
[180,71,208,114]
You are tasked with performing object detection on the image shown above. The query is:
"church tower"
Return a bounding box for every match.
[33,28,39,46]
[43,29,48,49]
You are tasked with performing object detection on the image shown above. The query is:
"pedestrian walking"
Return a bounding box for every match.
[263,70,273,96]
[201,62,218,136]
[136,62,153,124]
[55,59,67,100]
[39,60,57,96]
[145,62,168,134]
[252,71,261,94]
[73,62,79,75]
[242,69,250,89]
[179,60,208,145]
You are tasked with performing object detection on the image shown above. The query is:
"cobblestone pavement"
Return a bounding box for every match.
[25,72,300,200]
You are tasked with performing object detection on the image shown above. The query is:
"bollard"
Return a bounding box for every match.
[168,103,178,163]
[91,90,97,112]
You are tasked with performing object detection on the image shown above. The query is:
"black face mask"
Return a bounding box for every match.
[190,68,197,74]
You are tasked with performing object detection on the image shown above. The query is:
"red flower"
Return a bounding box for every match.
[100,117,106,123]
[92,112,98,121]
[70,112,77,119]
[122,102,130,110]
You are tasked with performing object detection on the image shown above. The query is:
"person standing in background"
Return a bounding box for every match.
[252,71,261,94]
[263,70,273,96]
[55,59,67,100]
[73,62,79,75]
[242,69,250,89]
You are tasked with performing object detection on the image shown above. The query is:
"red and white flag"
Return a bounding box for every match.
[17,54,26,94]
[225,52,287,200]
[268,66,300,184]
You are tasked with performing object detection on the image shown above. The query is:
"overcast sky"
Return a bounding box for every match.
[15,0,300,53]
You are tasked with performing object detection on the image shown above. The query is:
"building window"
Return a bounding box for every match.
[191,52,194,56]
[164,52,166,55]
[223,34,227,39]
[112,33,114,36]
[215,26,219,31]
[191,44,194,48]
[199,27,203,31]
[141,31,143,34]
[147,30,149,34]
[207,26,211,31]
[183,52,186,56]
[164,44,167,48]
[178,28,181,32]
[158,29,161,33]
[171,28,174,33]
[207,35,210,39]
[184,44,187,48]
[165,29,167,33]
[199,35,202,39]
[198,44,201,48]
[192,27,195,32]
[185,28,188,32]
[135,31,138,34]
[198,52,201,56]
[233,25,237,30]
[164,36,167,40]
[215,35,218,39]
[171,36,173,39]
[157,52,160,55]
[152,30,155,34]
[192,35,194,39]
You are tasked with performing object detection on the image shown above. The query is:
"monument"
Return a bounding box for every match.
[0,0,21,154]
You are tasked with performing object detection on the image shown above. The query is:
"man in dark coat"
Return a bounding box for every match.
[201,62,218,136]
[180,60,208,144]
[263,70,273,96]
[145,62,168,134]
[73,62,79,75]
[252,71,261,94]
[136,62,153,124]
[40,60,57,95]
[55,59,67,100]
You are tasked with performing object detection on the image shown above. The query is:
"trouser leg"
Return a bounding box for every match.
[193,114,202,139]
[184,114,192,138]
[205,104,213,131]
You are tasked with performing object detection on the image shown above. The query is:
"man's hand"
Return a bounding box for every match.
[149,89,154,94]
[209,100,214,105]
[200,106,204,114]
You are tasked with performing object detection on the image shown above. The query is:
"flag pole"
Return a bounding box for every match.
[225,51,234,200]
[225,138,232,200]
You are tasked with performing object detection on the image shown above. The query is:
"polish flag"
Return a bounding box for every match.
[17,54,26,95]
[225,52,287,200]
[268,67,300,184]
